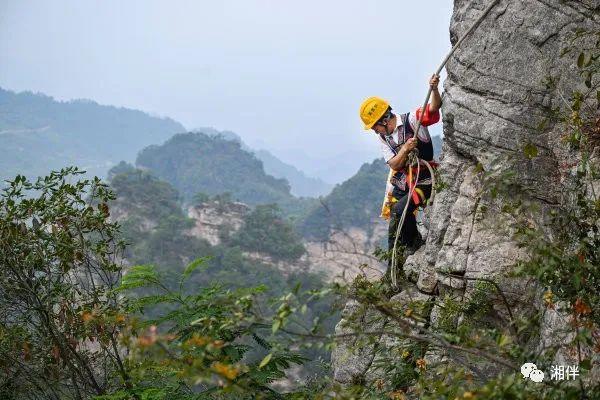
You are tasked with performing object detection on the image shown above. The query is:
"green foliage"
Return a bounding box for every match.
[229,204,306,262]
[0,168,129,399]
[110,164,184,221]
[109,166,213,270]
[513,175,600,322]
[108,165,336,388]
[0,165,329,399]
[106,258,308,399]
[0,168,335,399]
[523,142,539,159]
[192,191,211,204]
[558,29,600,150]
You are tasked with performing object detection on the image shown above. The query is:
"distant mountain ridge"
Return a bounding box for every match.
[193,127,333,197]
[136,132,295,206]
[0,87,184,180]
[253,149,333,198]
[0,87,332,199]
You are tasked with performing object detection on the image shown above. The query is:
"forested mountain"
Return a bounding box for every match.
[136,132,301,207]
[110,162,308,273]
[107,164,334,378]
[134,130,442,233]
[194,127,333,197]
[298,159,389,240]
[0,87,184,181]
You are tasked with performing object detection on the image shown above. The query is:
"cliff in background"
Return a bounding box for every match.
[187,200,386,282]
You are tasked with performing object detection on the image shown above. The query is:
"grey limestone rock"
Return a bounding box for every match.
[331,300,387,384]
[332,0,600,387]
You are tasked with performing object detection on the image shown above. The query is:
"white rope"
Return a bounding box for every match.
[390,158,438,289]
[390,157,419,289]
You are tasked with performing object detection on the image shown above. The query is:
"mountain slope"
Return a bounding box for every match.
[135,132,294,206]
[0,87,184,181]
[254,149,333,197]
[194,127,333,197]
[299,158,389,240]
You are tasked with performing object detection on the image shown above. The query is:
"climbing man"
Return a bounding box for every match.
[359,74,441,269]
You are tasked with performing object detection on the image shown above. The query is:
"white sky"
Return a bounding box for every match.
[0,0,454,177]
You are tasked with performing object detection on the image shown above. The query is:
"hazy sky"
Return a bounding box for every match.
[0,0,454,178]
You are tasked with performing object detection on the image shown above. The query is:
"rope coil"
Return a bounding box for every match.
[390,157,437,289]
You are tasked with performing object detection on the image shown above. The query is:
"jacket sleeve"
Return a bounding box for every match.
[415,104,440,127]
[408,112,432,143]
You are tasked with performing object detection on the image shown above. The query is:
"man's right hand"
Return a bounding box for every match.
[402,137,418,153]
[388,137,419,170]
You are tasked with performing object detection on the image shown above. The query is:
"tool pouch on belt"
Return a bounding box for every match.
[380,160,438,220]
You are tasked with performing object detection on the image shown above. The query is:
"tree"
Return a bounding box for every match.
[0,168,323,399]
[0,167,130,399]
[230,204,306,262]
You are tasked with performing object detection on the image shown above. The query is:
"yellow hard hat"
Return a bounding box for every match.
[359,96,390,130]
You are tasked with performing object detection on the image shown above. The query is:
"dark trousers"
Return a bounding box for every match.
[387,184,432,252]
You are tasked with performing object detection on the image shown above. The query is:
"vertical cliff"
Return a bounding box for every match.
[411,0,598,294]
[332,0,600,390]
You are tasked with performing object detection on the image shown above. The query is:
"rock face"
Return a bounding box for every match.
[332,0,599,387]
[187,201,250,246]
[304,223,388,281]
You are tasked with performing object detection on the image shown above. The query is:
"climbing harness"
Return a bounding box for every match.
[389,0,502,289]
[379,110,437,220]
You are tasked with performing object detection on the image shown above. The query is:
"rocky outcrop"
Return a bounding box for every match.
[304,223,388,281]
[187,201,387,281]
[187,201,250,246]
[332,0,600,387]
